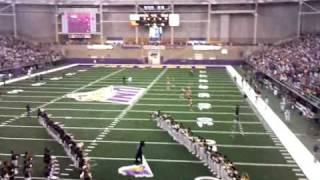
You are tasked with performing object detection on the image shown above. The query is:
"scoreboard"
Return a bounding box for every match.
[130,14,179,27]
[130,4,179,27]
[130,13,169,27]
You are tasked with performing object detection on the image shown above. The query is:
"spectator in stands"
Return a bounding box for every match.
[0,35,62,71]
[248,34,320,98]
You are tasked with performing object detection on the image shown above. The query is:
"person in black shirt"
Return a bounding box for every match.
[122,76,127,85]
[43,148,51,165]
[39,74,44,81]
[135,141,145,164]
[2,75,6,86]
[37,108,42,119]
[235,104,240,122]
[10,150,19,175]
[26,104,31,119]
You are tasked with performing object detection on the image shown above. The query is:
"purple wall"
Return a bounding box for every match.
[163,59,244,65]
[66,58,243,65]
[66,58,144,64]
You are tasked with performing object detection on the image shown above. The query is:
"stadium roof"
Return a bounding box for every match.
[0,0,318,5]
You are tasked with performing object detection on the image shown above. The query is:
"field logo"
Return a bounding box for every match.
[118,156,153,178]
[66,72,76,76]
[198,103,211,111]
[198,93,210,98]
[198,85,209,90]
[66,85,145,105]
[50,77,63,81]
[199,79,208,83]
[196,117,213,128]
[7,89,24,94]
[31,82,46,86]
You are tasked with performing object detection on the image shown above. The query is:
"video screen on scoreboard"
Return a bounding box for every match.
[67,12,91,33]
[149,25,163,39]
[60,8,97,34]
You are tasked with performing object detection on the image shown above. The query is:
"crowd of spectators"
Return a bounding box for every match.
[38,108,92,180]
[248,34,320,98]
[0,35,62,70]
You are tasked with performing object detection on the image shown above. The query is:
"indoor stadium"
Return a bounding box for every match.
[0,0,319,180]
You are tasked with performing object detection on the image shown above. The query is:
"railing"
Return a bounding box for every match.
[244,62,320,111]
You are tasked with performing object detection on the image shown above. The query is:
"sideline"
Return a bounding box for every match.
[226,65,320,180]
[0,64,79,86]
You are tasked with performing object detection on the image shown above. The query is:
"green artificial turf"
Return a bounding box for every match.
[0,65,304,180]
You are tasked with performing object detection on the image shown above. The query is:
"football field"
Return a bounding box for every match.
[0,65,307,180]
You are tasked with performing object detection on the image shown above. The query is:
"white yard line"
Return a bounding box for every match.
[142,97,243,102]
[0,153,298,167]
[145,93,241,97]
[0,64,78,86]
[147,89,240,93]
[10,79,226,82]
[8,82,238,88]
[234,162,298,167]
[1,95,59,98]
[0,136,280,149]
[0,115,261,124]
[3,86,240,92]
[0,125,268,135]
[14,176,78,180]
[0,106,255,115]
[1,95,244,102]
[0,100,248,108]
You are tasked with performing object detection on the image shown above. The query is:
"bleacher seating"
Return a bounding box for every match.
[0,35,62,70]
[248,34,320,98]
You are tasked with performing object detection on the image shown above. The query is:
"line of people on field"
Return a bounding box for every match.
[0,151,33,180]
[150,111,249,180]
[37,109,92,180]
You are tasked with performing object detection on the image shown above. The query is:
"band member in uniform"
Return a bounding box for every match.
[10,150,19,175]
[313,144,320,162]
[122,76,127,85]
[166,77,174,90]
[241,172,250,180]
[180,87,186,98]
[235,104,240,122]
[189,68,195,76]
[231,104,244,137]
[26,104,31,120]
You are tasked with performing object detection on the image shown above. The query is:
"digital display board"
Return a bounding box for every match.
[60,8,98,34]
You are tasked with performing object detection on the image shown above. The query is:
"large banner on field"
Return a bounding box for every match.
[66,86,145,105]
